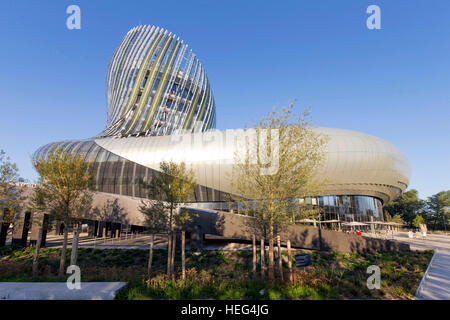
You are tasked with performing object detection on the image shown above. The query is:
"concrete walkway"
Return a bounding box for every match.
[0,282,126,300]
[415,249,450,300]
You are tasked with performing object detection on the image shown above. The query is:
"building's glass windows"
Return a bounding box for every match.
[318,197,324,206]
[312,195,385,222]
[123,161,134,196]
[183,194,384,224]
[111,159,123,195]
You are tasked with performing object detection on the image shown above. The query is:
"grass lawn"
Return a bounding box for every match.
[0,245,433,300]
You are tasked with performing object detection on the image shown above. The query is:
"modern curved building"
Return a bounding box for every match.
[34,25,410,225]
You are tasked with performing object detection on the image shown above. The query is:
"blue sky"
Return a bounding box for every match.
[0,0,448,199]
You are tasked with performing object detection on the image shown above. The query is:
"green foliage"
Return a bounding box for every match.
[139,161,196,234]
[0,149,26,223]
[30,146,94,224]
[232,104,327,235]
[412,215,425,228]
[139,201,168,233]
[233,250,247,258]
[424,190,449,230]
[215,250,231,264]
[385,189,449,231]
[384,189,425,227]
[267,289,282,300]
[30,146,94,275]
[384,211,404,224]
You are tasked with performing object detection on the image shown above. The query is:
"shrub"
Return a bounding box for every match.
[267,289,282,300]
[215,251,230,264]
[318,284,339,299]
[233,250,247,258]
[285,285,308,299]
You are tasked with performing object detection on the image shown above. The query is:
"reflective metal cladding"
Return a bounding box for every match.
[34,25,411,221]
[102,25,215,137]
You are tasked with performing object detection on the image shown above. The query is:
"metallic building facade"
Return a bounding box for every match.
[100,25,215,138]
[34,25,411,224]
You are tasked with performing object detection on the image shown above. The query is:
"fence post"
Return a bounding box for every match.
[32,228,43,276]
[171,232,176,280]
[70,223,81,266]
[167,232,172,277]
[252,234,256,278]
[182,231,186,280]
[148,234,154,277]
[260,238,265,280]
[287,239,292,282]
[277,235,283,281]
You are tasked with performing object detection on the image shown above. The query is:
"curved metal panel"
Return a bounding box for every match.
[100,25,216,138]
[93,127,410,204]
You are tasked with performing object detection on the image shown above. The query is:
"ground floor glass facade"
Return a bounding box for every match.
[190,195,384,224]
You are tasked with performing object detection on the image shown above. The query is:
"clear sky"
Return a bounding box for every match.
[0,0,448,200]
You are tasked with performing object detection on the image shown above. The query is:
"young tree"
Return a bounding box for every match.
[139,161,196,279]
[384,211,404,224]
[425,191,450,231]
[139,200,167,277]
[32,146,94,277]
[231,103,327,280]
[27,187,47,275]
[0,150,26,227]
[412,215,425,228]
[384,189,425,227]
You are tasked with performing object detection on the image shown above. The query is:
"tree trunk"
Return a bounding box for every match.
[287,239,292,282]
[171,232,176,280]
[70,223,81,266]
[148,234,154,277]
[252,234,256,278]
[260,238,265,280]
[167,232,172,277]
[58,223,69,277]
[168,205,173,278]
[32,228,43,276]
[277,235,283,281]
[181,231,185,280]
[268,225,274,280]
